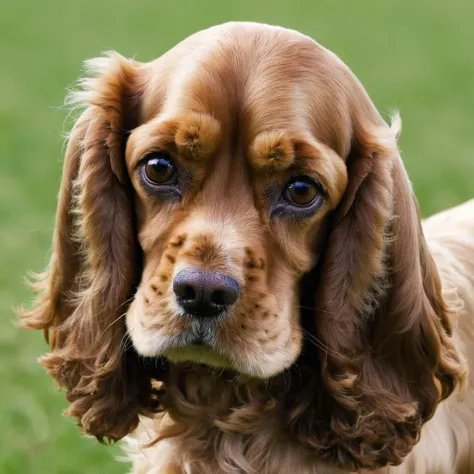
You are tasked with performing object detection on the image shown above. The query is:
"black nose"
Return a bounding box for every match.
[173,268,240,318]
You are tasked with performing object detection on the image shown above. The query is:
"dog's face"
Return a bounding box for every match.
[125,37,348,375]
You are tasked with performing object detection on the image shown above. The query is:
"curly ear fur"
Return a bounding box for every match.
[20,53,161,442]
[290,116,467,470]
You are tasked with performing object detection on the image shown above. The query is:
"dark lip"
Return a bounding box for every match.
[190,337,205,346]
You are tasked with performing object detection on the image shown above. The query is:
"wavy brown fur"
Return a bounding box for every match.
[20,54,161,442]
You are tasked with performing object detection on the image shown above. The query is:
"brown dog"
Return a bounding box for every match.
[22,22,474,473]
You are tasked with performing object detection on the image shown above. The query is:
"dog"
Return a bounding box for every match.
[21,22,474,473]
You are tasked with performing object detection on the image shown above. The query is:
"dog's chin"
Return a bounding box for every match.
[163,344,295,380]
[164,345,232,370]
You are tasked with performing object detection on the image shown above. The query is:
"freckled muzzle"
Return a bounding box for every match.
[173,268,240,318]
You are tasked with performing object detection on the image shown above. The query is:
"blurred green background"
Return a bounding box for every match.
[1,0,473,472]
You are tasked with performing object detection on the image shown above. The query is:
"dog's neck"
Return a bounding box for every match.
[161,364,281,426]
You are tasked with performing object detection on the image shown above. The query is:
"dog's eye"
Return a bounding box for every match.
[283,177,319,207]
[143,153,177,185]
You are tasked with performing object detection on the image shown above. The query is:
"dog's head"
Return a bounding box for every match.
[22,22,466,469]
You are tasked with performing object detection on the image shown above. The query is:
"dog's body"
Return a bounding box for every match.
[21,22,474,474]
[125,199,474,474]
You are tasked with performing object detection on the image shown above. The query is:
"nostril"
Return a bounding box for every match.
[210,290,227,306]
[175,284,197,301]
[210,280,239,307]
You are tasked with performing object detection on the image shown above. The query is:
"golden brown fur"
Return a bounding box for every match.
[21,22,474,473]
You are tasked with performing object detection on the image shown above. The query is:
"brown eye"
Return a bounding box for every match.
[143,153,177,184]
[283,177,319,207]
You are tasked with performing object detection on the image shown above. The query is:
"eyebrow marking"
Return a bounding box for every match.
[173,112,221,160]
[126,112,222,170]
[248,130,295,171]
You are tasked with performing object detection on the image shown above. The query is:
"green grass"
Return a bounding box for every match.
[1,0,473,472]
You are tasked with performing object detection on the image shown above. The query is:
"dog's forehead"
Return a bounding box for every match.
[140,23,353,156]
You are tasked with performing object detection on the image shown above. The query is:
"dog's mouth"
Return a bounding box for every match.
[164,343,231,369]
[162,327,231,368]
[131,316,294,378]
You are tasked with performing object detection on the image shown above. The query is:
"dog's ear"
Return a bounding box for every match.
[292,116,467,469]
[20,53,162,442]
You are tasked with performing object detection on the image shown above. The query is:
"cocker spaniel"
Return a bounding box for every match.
[21,22,474,474]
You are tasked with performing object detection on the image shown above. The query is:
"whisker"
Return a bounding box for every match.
[96,296,135,341]
[291,325,345,359]
[293,304,338,317]
[118,332,132,357]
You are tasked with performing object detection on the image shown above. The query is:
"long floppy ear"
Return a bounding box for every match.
[20,53,161,442]
[292,116,467,469]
